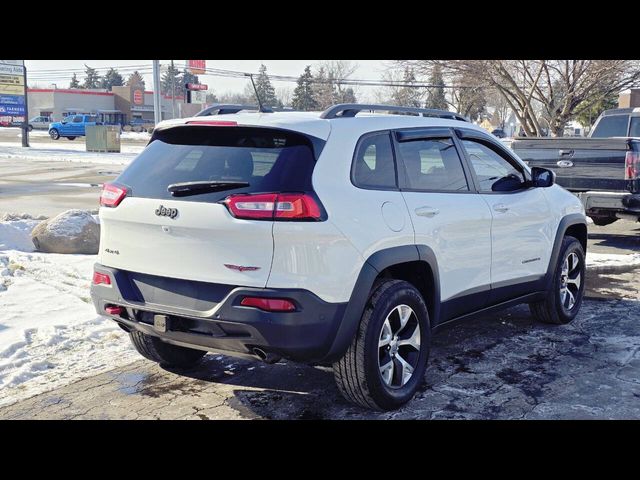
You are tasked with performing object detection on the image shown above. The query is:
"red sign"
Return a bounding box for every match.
[133,89,144,105]
[188,60,206,75]
[186,83,208,91]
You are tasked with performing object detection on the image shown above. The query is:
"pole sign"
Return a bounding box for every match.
[0,63,26,116]
[187,90,207,104]
[187,60,206,75]
[186,83,208,91]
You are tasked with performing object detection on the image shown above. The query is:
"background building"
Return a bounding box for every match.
[26,85,204,123]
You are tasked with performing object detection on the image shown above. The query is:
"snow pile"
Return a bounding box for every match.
[0,142,142,166]
[586,252,640,271]
[121,131,151,141]
[0,222,36,252]
[0,219,137,406]
[0,250,138,406]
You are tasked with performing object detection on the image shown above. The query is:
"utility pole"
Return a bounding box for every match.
[22,63,29,147]
[152,60,161,124]
[170,59,176,119]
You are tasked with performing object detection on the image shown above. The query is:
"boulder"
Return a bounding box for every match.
[31,210,100,254]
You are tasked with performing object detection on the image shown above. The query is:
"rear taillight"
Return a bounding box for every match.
[100,183,128,207]
[223,193,323,221]
[625,151,640,180]
[240,297,296,312]
[92,271,112,286]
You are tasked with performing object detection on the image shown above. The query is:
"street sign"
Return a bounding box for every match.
[187,90,207,104]
[187,60,206,75]
[186,83,208,91]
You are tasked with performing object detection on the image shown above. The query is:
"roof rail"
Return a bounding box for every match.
[195,104,270,117]
[320,103,468,122]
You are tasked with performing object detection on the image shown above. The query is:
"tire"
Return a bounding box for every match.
[529,236,585,325]
[333,279,431,410]
[129,331,206,368]
[49,128,60,140]
[590,216,617,226]
[66,136,76,140]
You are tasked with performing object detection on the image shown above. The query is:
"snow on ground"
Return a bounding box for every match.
[0,142,143,166]
[0,219,137,407]
[586,252,640,269]
[5,127,151,142]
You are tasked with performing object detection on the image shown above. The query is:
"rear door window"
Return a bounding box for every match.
[591,114,629,138]
[630,117,640,137]
[396,138,469,192]
[115,126,322,203]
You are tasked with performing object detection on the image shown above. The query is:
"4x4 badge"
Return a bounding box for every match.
[155,205,178,219]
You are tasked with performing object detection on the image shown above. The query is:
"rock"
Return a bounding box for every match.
[31,210,100,254]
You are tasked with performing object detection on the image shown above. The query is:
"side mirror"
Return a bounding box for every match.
[531,167,555,188]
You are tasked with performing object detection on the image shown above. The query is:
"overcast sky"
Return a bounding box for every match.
[24,60,393,101]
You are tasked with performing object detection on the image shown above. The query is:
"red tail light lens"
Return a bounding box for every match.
[625,151,640,180]
[100,183,128,207]
[240,297,296,312]
[223,193,322,221]
[92,271,112,286]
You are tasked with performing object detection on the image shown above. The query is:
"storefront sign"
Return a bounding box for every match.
[187,60,206,75]
[133,89,144,105]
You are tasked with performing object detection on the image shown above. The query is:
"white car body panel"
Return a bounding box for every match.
[99,197,273,287]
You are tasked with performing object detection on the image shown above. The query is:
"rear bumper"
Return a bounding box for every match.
[574,191,640,219]
[90,264,347,363]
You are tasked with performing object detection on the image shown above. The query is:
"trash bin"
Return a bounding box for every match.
[86,125,121,153]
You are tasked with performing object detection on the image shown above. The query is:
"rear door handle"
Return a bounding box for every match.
[415,206,440,218]
[493,203,509,213]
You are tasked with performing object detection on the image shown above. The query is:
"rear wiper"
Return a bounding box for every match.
[167,181,249,197]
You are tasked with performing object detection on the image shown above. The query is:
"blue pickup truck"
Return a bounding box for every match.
[49,114,99,140]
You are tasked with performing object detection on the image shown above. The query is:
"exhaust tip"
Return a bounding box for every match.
[253,347,281,364]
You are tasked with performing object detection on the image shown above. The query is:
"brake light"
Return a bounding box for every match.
[186,120,238,126]
[92,271,112,286]
[100,183,127,207]
[625,151,640,180]
[223,193,322,221]
[240,297,296,312]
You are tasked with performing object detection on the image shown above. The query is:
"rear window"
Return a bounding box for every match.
[115,126,321,203]
[591,114,629,138]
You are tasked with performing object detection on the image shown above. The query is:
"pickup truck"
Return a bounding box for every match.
[49,114,99,140]
[512,107,640,226]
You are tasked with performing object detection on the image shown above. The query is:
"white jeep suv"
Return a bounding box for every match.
[91,104,587,411]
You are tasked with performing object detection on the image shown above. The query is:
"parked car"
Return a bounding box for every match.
[49,114,99,140]
[29,115,52,131]
[512,107,640,226]
[491,128,507,138]
[91,103,587,411]
[129,118,154,133]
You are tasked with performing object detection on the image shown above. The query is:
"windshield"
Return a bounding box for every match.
[115,126,322,203]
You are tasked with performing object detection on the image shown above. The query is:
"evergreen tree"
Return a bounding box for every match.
[69,73,80,89]
[100,68,124,90]
[161,63,182,96]
[338,87,357,104]
[576,91,619,129]
[82,64,101,89]
[425,65,447,110]
[292,66,318,111]
[254,64,279,108]
[182,69,200,96]
[126,71,146,91]
[391,67,423,107]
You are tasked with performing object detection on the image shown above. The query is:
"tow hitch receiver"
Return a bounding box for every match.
[153,314,169,332]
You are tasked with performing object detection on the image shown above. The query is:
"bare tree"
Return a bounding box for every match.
[319,60,359,103]
[398,60,640,136]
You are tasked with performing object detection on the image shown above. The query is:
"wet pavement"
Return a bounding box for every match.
[1,263,638,420]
